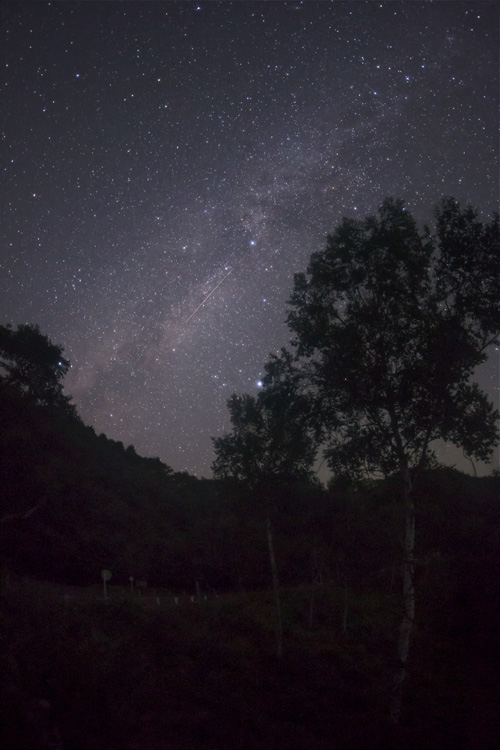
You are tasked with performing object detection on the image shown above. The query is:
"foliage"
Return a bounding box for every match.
[0,323,77,417]
[212,349,317,483]
[287,197,499,478]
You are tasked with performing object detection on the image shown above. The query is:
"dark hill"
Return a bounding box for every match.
[1,386,499,748]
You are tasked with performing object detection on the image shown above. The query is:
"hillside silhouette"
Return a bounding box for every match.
[1,366,499,748]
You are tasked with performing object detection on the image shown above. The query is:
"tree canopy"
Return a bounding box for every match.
[0,323,77,417]
[212,349,317,483]
[214,198,499,483]
[286,197,499,479]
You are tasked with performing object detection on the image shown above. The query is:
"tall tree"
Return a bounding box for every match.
[0,323,77,417]
[212,350,317,656]
[286,197,499,722]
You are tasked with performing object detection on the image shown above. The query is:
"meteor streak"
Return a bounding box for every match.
[186,269,232,323]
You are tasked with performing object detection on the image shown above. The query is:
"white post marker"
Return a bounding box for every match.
[101,569,112,598]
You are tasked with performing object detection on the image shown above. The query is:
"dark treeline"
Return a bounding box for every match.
[1,378,500,748]
[0,378,394,592]
[2,378,497,599]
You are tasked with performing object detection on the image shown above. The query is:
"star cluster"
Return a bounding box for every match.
[2,1,498,476]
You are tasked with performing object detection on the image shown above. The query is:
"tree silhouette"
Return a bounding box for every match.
[0,323,77,417]
[286,197,499,722]
[212,349,317,656]
[212,350,317,482]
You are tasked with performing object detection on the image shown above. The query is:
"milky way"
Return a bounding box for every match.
[2,1,498,476]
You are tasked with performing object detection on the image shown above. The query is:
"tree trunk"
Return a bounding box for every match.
[266,516,283,658]
[389,466,415,724]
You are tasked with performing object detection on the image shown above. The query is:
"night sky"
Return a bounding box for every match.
[2,1,499,477]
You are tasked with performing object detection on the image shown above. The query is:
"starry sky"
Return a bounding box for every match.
[2,1,499,477]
